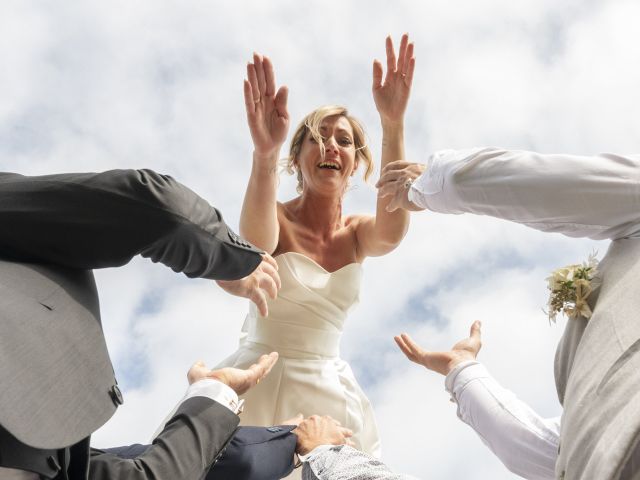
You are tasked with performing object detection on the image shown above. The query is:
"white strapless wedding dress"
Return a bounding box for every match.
[217,252,381,459]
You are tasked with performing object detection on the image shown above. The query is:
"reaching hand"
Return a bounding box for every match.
[293,415,355,456]
[187,352,279,395]
[376,160,427,212]
[395,321,482,376]
[372,34,416,126]
[280,413,304,427]
[216,253,281,317]
[243,53,290,158]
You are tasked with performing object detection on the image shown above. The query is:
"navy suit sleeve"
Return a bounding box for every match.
[101,425,297,480]
[205,425,297,480]
[0,170,262,280]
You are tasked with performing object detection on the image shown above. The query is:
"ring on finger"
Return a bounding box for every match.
[403,179,413,189]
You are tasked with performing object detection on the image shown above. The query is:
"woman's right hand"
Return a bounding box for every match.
[243,53,290,159]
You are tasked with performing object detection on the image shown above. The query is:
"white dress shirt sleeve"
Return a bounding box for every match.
[150,379,241,440]
[446,361,560,480]
[408,147,640,240]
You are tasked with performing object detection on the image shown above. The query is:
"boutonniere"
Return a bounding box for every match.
[546,253,600,323]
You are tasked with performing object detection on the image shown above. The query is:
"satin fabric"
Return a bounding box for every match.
[217,252,381,478]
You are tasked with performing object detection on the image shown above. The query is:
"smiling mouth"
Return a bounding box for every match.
[317,161,341,170]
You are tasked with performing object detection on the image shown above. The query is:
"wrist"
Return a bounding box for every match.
[445,353,476,375]
[252,151,280,175]
[380,119,404,132]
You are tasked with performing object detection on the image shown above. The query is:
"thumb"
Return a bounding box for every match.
[469,320,482,341]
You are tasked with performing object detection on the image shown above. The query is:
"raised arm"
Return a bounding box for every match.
[355,34,415,257]
[239,53,290,253]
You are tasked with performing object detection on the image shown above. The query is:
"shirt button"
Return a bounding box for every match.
[109,385,124,406]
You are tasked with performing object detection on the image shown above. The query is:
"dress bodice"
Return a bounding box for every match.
[243,252,362,358]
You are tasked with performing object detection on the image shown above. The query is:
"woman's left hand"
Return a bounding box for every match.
[376,160,426,212]
[372,34,415,125]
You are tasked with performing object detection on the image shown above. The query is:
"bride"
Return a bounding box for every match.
[155,35,415,465]
[217,34,416,459]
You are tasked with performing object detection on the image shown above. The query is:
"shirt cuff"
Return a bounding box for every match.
[298,445,335,463]
[184,379,243,414]
[444,360,481,400]
[410,148,493,212]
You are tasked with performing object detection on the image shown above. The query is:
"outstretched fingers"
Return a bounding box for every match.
[247,62,260,103]
[404,41,416,85]
[263,56,276,97]
[394,333,424,362]
[372,59,383,91]
[253,52,267,97]
[274,85,289,119]
[396,33,408,74]
[251,288,269,317]
[248,352,279,383]
[384,35,396,83]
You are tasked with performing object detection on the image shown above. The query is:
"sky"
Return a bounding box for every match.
[2,0,639,478]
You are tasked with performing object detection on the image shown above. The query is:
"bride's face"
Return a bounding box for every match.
[295,115,358,196]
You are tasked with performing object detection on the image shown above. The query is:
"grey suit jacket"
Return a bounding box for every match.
[0,169,263,479]
[554,238,640,480]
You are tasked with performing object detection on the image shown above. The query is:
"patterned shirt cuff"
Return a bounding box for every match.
[298,445,335,463]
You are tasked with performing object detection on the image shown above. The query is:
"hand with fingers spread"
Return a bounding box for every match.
[372,33,416,126]
[395,320,483,376]
[187,352,279,395]
[376,160,427,212]
[243,53,290,159]
[293,415,355,456]
[216,253,281,317]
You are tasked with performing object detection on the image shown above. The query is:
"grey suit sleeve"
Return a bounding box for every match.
[0,170,262,280]
[89,396,239,480]
[302,446,417,480]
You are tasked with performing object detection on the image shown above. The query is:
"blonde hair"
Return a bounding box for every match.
[285,105,373,194]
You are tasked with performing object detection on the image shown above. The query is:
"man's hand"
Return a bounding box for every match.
[216,253,281,316]
[376,160,427,212]
[293,415,354,456]
[394,320,482,376]
[186,352,279,395]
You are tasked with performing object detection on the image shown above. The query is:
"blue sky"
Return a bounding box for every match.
[2,0,638,477]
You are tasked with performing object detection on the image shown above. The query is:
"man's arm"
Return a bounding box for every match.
[100,425,298,480]
[90,396,239,480]
[303,445,414,480]
[0,170,261,279]
[446,362,559,480]
[90,354,280,480]
[378,148,640,240]
[292,415,415,480]
[396,323,559,480]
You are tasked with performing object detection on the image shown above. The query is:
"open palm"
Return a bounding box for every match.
[395,321,482,376]
[243,53,289,157]
[372,34,416,125]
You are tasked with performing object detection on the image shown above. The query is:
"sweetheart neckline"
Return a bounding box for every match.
[274,251,362,274]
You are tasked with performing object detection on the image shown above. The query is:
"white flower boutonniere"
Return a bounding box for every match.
[546,253,600,323]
